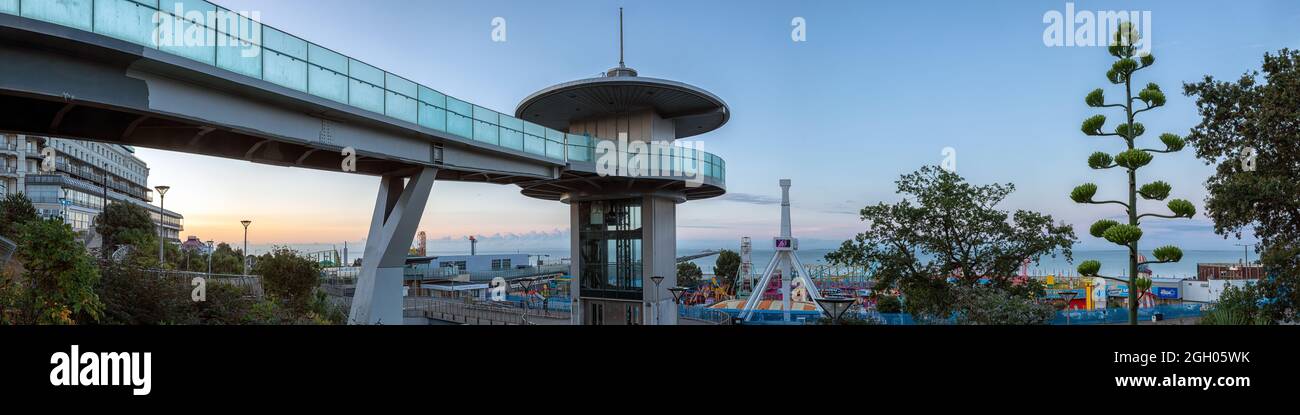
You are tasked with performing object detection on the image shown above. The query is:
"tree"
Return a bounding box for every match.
[827,166,1075,321]
[94,201,156,258]
[1183,49,1300,322]
[713,249,741,295]
[0,193,38,239]
[676,261,703,288]
[1071,22,1196,325]
[209,243,244,275]
[14,218,102,324]
[875,295,902,313]
[252,246,321,313]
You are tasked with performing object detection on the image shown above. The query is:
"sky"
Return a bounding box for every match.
[132,0,1300,255]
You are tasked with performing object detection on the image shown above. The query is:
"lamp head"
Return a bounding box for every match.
[650,275,665,286]
[154,185,170,196]
[241,220,252,228]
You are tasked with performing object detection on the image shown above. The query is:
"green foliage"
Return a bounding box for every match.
[676,261,703,288]
[1183,49,1300,255]
[1102,224,1143,246]
[1070,183,1098,203]
[1138,181,1171,200]
[1113,149,1153,169]
[1158,133,1185,152]
[952,285,1057,325]
[209,243,244,275]
[1085,88,1105,107]
[1087,152,1114,169]
[713,249,741,294]
[1089,219,1119,238]
[1077,260,1102,277]
[252,246,321,313]
[1138,84,1166,107]
[1167,199,1196,218]
[1081,115,1107,135]
[0,193,39,239]
[828,166,1076,320]
[1151,245,1184,263]
[94,201,156,257]
[14,218,102,324]
[1115,122,1146,140]
[875,295,902,313]
[95,261,192,325]
[1200,284,1267,325]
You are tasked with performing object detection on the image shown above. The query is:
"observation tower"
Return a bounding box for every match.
[513,9,729,325]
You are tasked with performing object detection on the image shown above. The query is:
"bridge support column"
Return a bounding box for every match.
[349,168,437,325]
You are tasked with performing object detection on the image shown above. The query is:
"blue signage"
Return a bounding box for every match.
[1155,287,1179,299]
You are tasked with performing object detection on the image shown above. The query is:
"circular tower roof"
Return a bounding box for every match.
[515,68,730,139]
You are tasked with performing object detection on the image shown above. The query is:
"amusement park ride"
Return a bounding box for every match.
[736,180,830,322]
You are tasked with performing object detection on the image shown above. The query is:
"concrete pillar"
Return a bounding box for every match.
[642,195,677,325]
[349,167,437,325]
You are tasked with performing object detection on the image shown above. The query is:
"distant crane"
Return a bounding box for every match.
[468,235,477,256]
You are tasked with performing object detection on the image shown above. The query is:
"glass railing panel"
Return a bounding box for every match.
[472,120,498,145]
[385,90,417,123]
[417,101,446,132]
[1,0,18,14]
[523,133,545,156]
[215,30,261,77]
[447,110,472,138]
[307,63,348,103]
[348,58,382,86]
[385,73,416,97]
[417,86,444,107]
[20,0,93,31]
[470,105,498,144]
[308,43,347,73]
[348,78,384,114]
[262,26,306,59]
[545,137,564,160]
[498,115,524,151]
[262,49,307,92]
[157,0,215,64]
[92,0,156,46]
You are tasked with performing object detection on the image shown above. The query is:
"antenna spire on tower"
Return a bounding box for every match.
[618,7,625,68]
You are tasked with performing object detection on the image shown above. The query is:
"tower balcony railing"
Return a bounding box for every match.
[565,135,725,183]
[3,1,727,184]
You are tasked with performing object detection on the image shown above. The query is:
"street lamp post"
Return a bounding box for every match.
[1060,291,1078,325]
[240,220,251,275]
[517,276,538,324]
[814,295,856,325]
[1234,243,1252,265]
[154,186,169,264]
[668,286,689,325]
[650,275,665,325]
[206,240,214,276]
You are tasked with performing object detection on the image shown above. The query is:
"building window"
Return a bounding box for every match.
[491,258,511,270]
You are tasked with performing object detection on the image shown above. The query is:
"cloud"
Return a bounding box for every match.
[722,192,782,205]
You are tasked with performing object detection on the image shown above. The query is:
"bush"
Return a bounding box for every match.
[953,285,1056,325]
[252,246,322,314]
[1200,284,1270,325]
[96,261,193,325]
[14,218,102,324]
